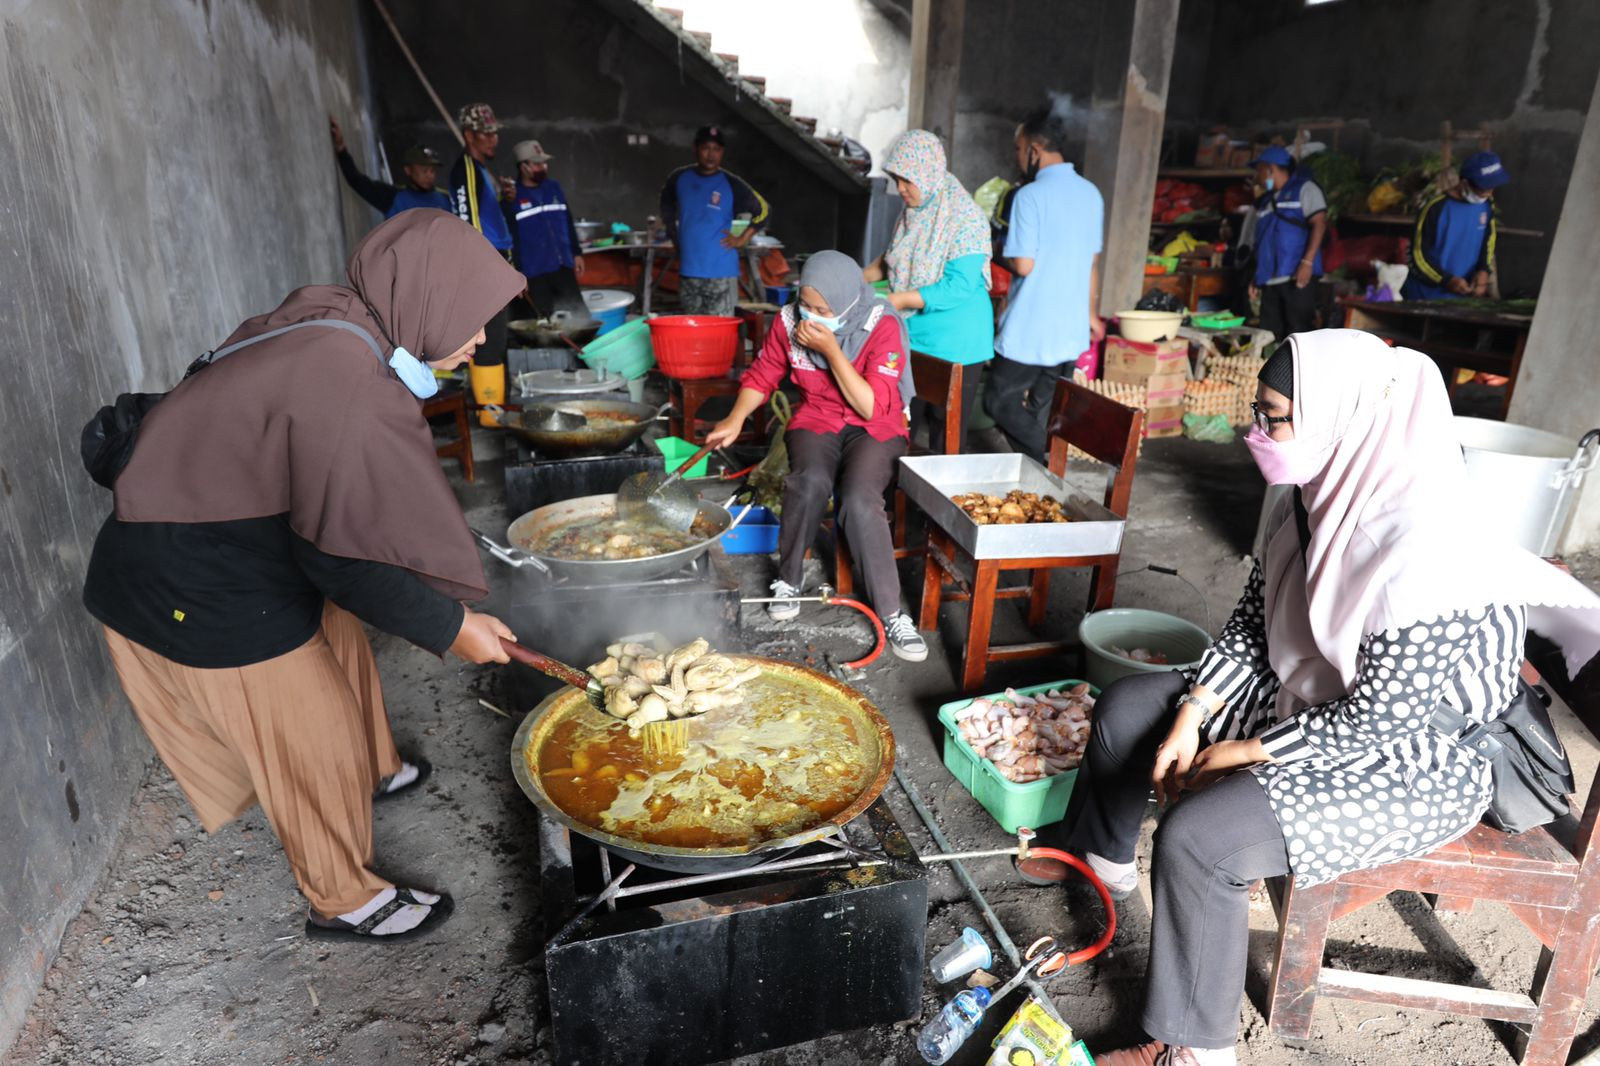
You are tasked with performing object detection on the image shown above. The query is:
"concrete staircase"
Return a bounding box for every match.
[589,0,869,192]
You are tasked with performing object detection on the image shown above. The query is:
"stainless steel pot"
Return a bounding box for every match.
[573,219,607,244]
[509,655,896,873]
[503,493,731,583]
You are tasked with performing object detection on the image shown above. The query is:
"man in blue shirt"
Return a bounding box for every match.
[988,110,1104,461]
[1246,145,1327,341]
[506,139,586,318]
[1402,151,1507,301]
[329,118,449,218]
[449,102,516,424]
[659,125,769,317]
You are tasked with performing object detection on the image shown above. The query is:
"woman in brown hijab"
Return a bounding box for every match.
[83,209,524,942]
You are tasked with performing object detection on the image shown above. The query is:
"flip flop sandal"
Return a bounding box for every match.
[304,889,454,943]
[373,757,432,802]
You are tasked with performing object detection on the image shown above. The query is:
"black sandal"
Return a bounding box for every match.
[373,757,432,802]
[304,889,454,943]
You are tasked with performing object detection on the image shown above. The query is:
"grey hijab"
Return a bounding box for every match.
[789,250,916,406]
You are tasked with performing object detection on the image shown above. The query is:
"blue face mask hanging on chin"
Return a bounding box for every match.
[389,346,440,399]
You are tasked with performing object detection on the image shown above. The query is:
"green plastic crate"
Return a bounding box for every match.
[653,436,710,478]
[936,678,1100,833]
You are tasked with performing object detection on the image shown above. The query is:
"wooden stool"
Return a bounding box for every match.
[918,380,1143,691]
[734,303,778,368]
[421,387,475,483]
[665,374,766,444]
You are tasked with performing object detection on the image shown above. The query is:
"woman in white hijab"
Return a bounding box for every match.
[1027,330,1600,1066]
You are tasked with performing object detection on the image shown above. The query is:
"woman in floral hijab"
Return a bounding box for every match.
[864,129,993,451]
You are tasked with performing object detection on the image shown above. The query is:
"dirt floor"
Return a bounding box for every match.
[8,414,1600,1066]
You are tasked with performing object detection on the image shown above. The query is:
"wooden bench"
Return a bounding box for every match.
[421,387,474,483]
[918,380,1143,691]
[1266,658,1600,1064]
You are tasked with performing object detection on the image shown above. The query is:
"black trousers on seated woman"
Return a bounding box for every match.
[1049,671,1290,1050]
[777,426,908,616]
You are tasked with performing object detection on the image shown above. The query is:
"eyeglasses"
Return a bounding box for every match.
[1249,402,1293,433]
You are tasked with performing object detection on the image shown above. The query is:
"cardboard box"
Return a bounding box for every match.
[1145,403,1186,438]
[1194,131,1229,168]
[1227,144,1254,169]
[1103,336,1188,383]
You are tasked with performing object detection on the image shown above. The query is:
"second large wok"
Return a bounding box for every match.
[505,493,730,583]
[497,398,664,459]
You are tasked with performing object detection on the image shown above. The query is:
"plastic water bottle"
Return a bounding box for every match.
[916,985,992,1064]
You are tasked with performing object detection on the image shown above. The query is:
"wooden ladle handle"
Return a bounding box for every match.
[499,638,593,692]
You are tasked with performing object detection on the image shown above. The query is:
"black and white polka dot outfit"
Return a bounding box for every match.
[1192,561,1526,887]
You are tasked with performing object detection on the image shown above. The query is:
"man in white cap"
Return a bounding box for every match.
[507,139,586,318]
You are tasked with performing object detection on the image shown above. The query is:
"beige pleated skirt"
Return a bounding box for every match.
[102,602,401,915]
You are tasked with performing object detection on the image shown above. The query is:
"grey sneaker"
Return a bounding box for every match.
[767,579,802,620]
[883,612,928,662]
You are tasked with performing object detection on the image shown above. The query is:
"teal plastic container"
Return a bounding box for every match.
[579,316,655,380]
[936,679,1100,833]
[1077,609,1211,690]
[653,436,710,478]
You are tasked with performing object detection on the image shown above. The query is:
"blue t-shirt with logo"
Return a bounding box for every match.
[660,166,769,279]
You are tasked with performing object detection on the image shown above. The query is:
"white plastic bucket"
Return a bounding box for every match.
[1454,417,1600,556]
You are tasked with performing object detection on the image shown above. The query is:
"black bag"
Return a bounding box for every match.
[1431,682,1576,835]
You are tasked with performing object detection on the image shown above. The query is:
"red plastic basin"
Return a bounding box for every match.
[648,315,741,380]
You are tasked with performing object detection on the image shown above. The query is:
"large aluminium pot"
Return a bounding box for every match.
[497,398,663,459]
[504,492,730,583]
[510,654,896,872]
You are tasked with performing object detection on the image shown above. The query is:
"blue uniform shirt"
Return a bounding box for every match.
[509,179,577,278]
[997,163,1104,367]
[660,166,769,279]
[1402,195,1496,301]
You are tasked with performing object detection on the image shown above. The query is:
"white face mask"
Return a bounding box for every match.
[389,346,440,399]
[1463,188,1488,205]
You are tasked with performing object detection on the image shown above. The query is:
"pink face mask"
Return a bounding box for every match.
[1244,424,1333,485]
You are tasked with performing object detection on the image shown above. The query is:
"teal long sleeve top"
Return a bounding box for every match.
[905,253,994,366]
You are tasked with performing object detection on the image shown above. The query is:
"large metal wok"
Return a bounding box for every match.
[504,492,731,583]
[510,655,896,872]
[497,399,665,459]
[508,315,602,348]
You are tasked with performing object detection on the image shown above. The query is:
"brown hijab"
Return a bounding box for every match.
[114,209,524,600]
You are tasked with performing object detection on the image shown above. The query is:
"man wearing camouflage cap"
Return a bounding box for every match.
[328,116,450,218]
[449,103,516,423]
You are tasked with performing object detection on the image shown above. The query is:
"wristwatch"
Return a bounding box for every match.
[1176,693,1211,715]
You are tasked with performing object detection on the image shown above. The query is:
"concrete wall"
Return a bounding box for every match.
[1193,0,1600,295]
[365,0,855,254]
[0,0,374,1049]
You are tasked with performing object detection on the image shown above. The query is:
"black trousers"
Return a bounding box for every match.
[526,265,585,318]
[1257,280,1316,342]
[909,359,983,454]
[1052,670,1290,1050]
[777,426,908,617]
[983,355,1069,462]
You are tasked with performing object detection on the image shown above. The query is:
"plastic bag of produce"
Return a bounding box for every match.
[1183,412,1235,443]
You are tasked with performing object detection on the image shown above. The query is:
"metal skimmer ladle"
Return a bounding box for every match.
[615,440,717,530]
[524,404,588,432]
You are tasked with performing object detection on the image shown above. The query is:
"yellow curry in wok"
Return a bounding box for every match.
[532,670,877,849]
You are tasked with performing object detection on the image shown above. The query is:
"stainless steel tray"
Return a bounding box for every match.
[898,453,1126,560]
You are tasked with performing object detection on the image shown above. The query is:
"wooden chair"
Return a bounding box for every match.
[919,379,1143,692]
[665,375,766,444]
[1265,661,1600,1065]
[422,387,475,483]
[831,352,965,598]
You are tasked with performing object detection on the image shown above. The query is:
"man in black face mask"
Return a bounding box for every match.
[987,109,1104,460]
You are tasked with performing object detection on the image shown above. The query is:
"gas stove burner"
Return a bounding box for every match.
[538,797,926,1065]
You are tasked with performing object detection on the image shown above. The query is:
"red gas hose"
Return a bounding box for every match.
[1024,846,1117,966]
[819,593,885,670]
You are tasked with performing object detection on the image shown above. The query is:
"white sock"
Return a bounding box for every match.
[335,887,439,935]
[1085,851,1138,892]
[380,762,421,793]
[1185,1046,1236,1066]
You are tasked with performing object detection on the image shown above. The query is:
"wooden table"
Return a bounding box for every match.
[582,240,784,315]
[1141,264,1233,311]
[1341,298,1533,418]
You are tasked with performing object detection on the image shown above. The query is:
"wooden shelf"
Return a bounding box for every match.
[1158,167,1254,180]
[1341,213,1545,238]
